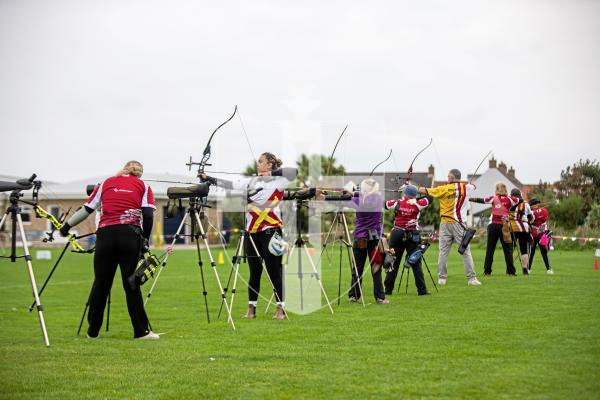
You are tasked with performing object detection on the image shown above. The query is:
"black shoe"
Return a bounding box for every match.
[384,291,393,296]
[418,292,431,296]
[522,268,529,275]
[483,272,491,276]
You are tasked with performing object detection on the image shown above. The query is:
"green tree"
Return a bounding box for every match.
[296,154,345,188]
[555,159,600,215]
[548,193,585,230]
[586,203,600,229]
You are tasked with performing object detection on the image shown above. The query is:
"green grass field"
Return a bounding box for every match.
[1,244,599,399]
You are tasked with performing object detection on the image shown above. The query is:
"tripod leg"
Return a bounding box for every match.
[29,242,70,311]
[338,244,342,306]
[193,211,236,330]
[341,214,365,306]
[16,214,50,346]
[397,266,406,294]
[144,215,188,305]
[302,244,334,314]
[422,257,438,292]
[218,236,241,319]
[77,284,93,335]
[405,267,410,294]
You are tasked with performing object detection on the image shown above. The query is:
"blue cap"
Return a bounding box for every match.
[403,184,418,198]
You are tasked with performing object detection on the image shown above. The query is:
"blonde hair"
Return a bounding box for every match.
[117,160,144,177]
[495,181,508,196]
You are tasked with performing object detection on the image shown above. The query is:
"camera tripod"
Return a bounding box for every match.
[284,198,334,314]
[0,185,50,346]
[143,196,235,330]
[320,203,365,306]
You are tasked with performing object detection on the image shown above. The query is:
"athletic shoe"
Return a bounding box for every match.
[136,331,160,340]
[522,268,529,276]
[376,298,390,304]
[438,278,446,285]
[547,269,554,275]
[86,334,98,339]
[349,296,357,303]
[468,278,482,286]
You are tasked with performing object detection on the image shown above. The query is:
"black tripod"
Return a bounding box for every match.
[284,198,334,314]
[143,196,235,330]
[0,178,50,346]
[320,203,365,306]
[397,255,438,294]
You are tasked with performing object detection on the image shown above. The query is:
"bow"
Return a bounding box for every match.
[369,149,393,177]
[469,150,492,185]
[187,105,239,176]
[326,124,348,177]
[33,205,93,253]
[405,138,433,185]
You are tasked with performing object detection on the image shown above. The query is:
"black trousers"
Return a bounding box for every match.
[246,229,284,303]
[513,231,530,255]
[529,237,552,271]
[89,225,150,338]
[484,223,516,275]
[349,239,386,301]
[384,229,427,295]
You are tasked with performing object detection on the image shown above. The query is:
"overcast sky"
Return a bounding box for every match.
[1,0,598,186]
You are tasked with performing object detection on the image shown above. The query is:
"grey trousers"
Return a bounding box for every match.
[438,222,477,280]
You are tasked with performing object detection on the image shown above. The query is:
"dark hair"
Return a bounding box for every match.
[262,152,282,171]
[529,198,541,206]
[510,188,522,198]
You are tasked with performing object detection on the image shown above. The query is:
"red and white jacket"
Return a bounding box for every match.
[531,207,549,238]
[85,174,155,229]
[232,176,289,233]
[384,196,431,231]
[474,195,519,225]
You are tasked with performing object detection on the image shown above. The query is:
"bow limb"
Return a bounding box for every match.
[369,149,393,177]
[469,150,492,185]
[196,105,238,175]
[406,138,433,184]
[326,124,348,177]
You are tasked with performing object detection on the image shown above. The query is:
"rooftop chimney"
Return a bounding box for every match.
[427,164,435,178]
[498,161,507,174]
[489,157,497,169]
[508,166,515,178]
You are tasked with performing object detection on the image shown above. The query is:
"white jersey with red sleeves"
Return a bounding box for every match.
[85,174,156,229]
[385,196,430,231]
[232,176,289,233]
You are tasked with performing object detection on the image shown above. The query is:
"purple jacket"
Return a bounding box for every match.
[346,192,383,239]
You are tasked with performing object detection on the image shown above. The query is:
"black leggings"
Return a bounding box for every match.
[484,223,516,275]
[350,239,386,300]
[246,230,284,304]
[89,225,150,338]
[513,231,530,255]
[529,237,552,271]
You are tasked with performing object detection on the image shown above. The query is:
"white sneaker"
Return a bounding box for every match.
[468,278,482,286]
[438,278,446,285]
[136,331,160,340]
[547,269,554,275]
